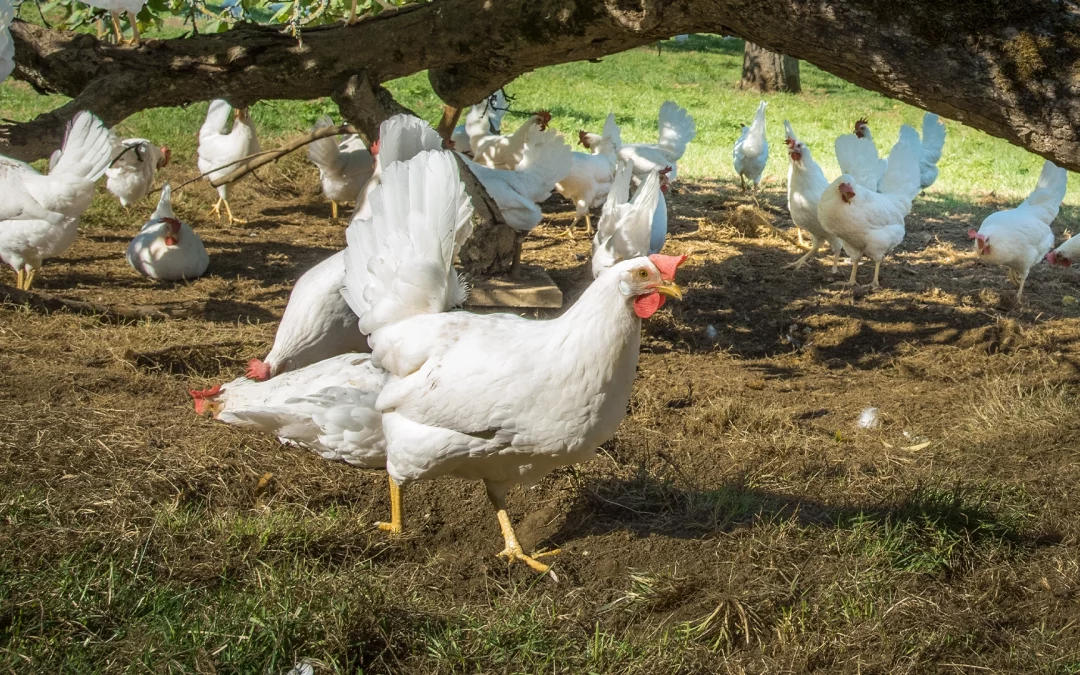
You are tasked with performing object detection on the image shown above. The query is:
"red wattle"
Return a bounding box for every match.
[634,291,666,319]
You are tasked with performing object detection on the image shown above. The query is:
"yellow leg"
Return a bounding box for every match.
[489,492,561,573]
[796,228,807,248]
[128,13,141,44]
[16,269,24,291]
[110,11,123,43]
[376,475,403,533]
[585,212,593,235]
[209,197,223,219]
[563,214,580,239]
[223,200,246,225]
[331,200,339,220]
[870,260,882,288]
[23,269,36,291]
[836,255,860,287]
[1016,272,1028,303]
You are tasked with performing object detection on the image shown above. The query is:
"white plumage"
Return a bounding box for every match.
[591,161,663,277]
[307,115,374,219]
[0,111,118,290]
[616,101,696,182]
[556,113,622,233]
[733,100,768,190]
[106,138,170,208]
[126,183,209,281]
[784,120,844,271]
[353,113,443,222]
[818,135,921,287]
[197,100,260,224]
[451,90,509,155]
[970,160,1066,301]
[469,110,552,170]
[850,113,946,190]
[0,0,14,86]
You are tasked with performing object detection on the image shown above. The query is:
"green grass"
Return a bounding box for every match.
[3,33,1075,206]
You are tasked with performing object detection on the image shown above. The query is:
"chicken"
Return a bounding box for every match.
[458,126,571,234]
[733,100,768,191]
[470,109,552,170]
[451,90,509,155]
[81,0,144,43]
[969,160,1066,301]
[596,101,695,183]
[105,138,170,208]
[853,113,946,189]
[783,120,844,271]
[192,353,389,469]
[247,114,444,382]
[338,149,687,572]
[591,161,664,277]
[650,169,671,254]
[0,111,117,290]
[197,100,260,225]
[555,113,621,235]
[1,0,14,85]
[1047,234,1080,268]
[307,115,374,220]
[126,183,209,281]
[817,136,920,287]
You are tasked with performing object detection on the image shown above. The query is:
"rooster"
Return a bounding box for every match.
[197,100,260,225]
[106,138,171,208]
[733,100,768,191]
[0,111,117,290]
[591,161,665,277]
[452,90,509,156]
[970,160,1066,301]
[247,114,443,382]
[307,115,375,220]
[556,113,622,236]
[469,109,552,170]
[817,135,920,287]
[853,113,946,189]
[126,183,209,281]
[784,120,844,271]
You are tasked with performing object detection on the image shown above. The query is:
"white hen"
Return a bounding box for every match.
[591,161,664,277]
[81,0,145,43]
[106,138,170,208]
[818,136,921,287]
[784,120,844,271]
[470,109,552,170]
[970,160,1066,301]
[307,115,374,220]
[248,114,446,382]
[0,111,117,290]
[1,0,14,86]
[126,183,209,281]
[338,149,686,573]
[451,90,509,155]
[556,113,622,235]
[615,101,696,182]
[852,113,946,189]
[733,100,768,191]
[197,100,260,225]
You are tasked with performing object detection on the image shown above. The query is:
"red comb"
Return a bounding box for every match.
[660,166,672,176]
[967,229,979,240]
[246,359,272,381]
[578,130,590,148]
[785,136,796,148]
[370,139,380,156]
[189,384,222,415]
[649,254,687,281]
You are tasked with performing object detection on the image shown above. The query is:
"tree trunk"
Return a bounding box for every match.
[739,42,800,94]
[6,0,1080,171]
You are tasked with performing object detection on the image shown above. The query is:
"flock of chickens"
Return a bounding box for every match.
[1,82,1077,572]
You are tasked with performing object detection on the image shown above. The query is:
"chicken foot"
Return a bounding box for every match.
[835,254,861,287]
[331,200,339,220]
[870,259,883,288]
[785,235,823,269]
[488,490,560,573]
[375,475,403,533]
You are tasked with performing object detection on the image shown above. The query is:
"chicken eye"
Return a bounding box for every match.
[636,268,649,280]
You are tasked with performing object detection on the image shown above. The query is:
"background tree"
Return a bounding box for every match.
[739,42,800,94]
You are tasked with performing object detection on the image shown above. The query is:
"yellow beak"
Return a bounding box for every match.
[653,280,683,300]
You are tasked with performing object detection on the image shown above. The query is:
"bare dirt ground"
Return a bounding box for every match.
[2,159,1080,672]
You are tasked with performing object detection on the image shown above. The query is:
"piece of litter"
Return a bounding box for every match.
[706,325,718,341]
[286,663,314,675]
[857,407,880,429]
[901,441,931,451]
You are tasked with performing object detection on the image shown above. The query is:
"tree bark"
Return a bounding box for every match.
[6,0,1080,172]
[739,42,800,94]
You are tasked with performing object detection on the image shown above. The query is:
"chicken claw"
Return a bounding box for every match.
[375,475,403,534]
[497,545,561,573]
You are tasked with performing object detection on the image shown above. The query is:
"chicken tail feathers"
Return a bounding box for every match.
[656,101,697,162]
[200,99,233,140]
[151,182,177,221]
[1019,160,1068,225]
[342,149,474,335]
[307,115,343,172]
[878,137,921,201]
[354,114,444,222]
[919,113,946,188]
[49,111,118,182]
[514,128,573,203]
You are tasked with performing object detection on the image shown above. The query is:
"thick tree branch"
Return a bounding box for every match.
[4,0,1080,172]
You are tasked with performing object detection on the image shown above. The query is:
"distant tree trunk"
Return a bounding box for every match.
[739,42,801,93]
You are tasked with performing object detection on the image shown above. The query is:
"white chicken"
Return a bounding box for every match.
[1,0,14,86]
[469,109,552,170]
[818,136,920,287]
[604,101,696,183]
[247,114,444,382]
[853,113,946,189]
[307,115,374,220]
[733,100,768,191]
[556,112,621,235]
[126,183,209,281]
[192,353,389,469]
[969,160,1066,301]
[650,169,671,254]
[197,100,260,225]
[0,111,117,290]
[1047,234,1080,269]
[105,138,170,208]
[784,120,844,271]
[342,150,687,572]
[591,161,664,277]
[81,0,144,43]
[458,126,571,234]
[451,90,509,155]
